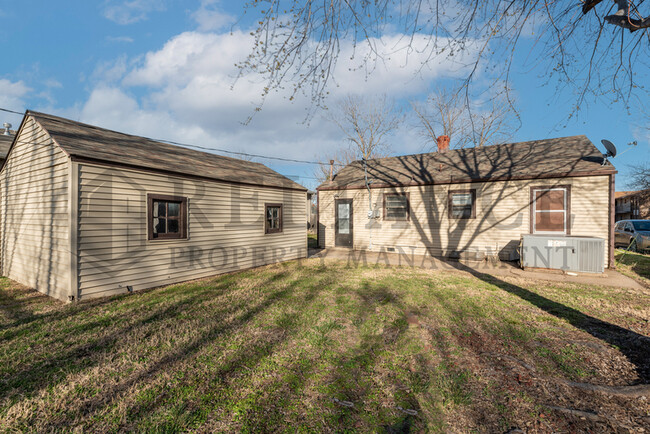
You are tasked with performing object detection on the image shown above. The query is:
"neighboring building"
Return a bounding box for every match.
[615,190,650,221]
[317,135,617,269]
[307,190,317,231]
[0,126,14,166]
[0,111,307,302]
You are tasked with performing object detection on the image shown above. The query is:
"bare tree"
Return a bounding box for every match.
[412,89,469,149]
[412,89,515,150]
[314,95,401,183]
[313,151,346,184]
[332,95,399,160]
[239,0,649,115]
[628,163,650,191]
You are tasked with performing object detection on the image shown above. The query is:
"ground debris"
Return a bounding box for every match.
[561,380,650,398]
[547,405,602,422]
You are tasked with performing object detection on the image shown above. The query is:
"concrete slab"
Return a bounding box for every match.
[308,247,645,291]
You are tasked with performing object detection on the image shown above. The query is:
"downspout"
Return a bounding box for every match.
[363,158,373,251]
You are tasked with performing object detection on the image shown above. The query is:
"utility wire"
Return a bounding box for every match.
[4,135,324,182]
[0,106,346,167]
[0,107,24,116]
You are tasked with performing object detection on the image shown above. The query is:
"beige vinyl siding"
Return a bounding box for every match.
[319,175,610,267]
[0,118,70,301]
[76,163,306,300]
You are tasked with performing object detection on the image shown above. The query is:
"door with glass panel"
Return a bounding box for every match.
[335,199,353,247]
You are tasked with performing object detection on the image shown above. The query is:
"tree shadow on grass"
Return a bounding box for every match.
[447,262,650,383]
[307,282,426,431]
[106,278,428,432]
[0,273,291,409]
[33,268,331,431]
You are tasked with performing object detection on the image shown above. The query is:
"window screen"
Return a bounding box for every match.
[448,190,476,219]
[384,194,409,220]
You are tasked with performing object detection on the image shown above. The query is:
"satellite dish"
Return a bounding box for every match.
[600,139,617,166]
[601,139,617,157]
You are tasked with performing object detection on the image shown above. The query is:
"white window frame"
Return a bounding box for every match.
[532,187,568,234]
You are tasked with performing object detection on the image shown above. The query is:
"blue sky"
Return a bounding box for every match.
[0,0,648,191]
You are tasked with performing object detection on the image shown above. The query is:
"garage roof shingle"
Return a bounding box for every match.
[27,111,306,191]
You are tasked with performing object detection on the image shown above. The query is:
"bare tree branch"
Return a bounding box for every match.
[412,89,516,150]
[238,0,649,115]
[314,95,401,183]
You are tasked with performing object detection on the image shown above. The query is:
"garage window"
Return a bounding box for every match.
[265,203,283,234]
[148,194,188,240]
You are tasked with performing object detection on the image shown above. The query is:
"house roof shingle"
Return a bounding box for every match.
[318,135,616,190]
[25,111,306,191]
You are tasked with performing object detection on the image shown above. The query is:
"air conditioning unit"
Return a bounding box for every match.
[520,235,604,274]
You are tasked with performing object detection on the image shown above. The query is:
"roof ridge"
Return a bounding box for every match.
[27,110,253,165]
[353,135,590,165]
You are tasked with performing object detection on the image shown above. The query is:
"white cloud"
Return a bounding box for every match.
[57,15,482,188]
[0,79,30,109]
[106,36,135,43]
[0,79,30,126]
[330,33,479,96]
[192,0,234,32]
[103,0,165,25]
[44,79,63,88]
[92,55,132,84]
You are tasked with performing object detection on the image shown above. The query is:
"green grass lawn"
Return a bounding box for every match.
[1,259,649,432]
[616,249,650,287]
[307,233,318,248]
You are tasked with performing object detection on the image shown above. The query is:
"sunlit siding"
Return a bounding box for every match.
[76,163,307,300]
[319,175,610,268]
[0,118,70,301]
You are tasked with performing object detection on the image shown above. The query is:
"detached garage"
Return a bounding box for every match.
[0,111,307,301]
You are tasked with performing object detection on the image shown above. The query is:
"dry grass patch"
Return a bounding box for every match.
[616,249,650,288]
[1,260,649,432]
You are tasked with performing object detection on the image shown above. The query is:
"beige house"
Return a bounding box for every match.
[0,111,307,302]
[317,136,617,268]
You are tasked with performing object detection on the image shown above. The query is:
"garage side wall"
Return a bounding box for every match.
[318,175,610,268]
[76,163,307,300]
[0,118,70,301]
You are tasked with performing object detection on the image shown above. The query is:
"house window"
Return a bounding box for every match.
[147,194,187,240]
[530,186,570,234]
[265,203,283,234]
[384,194,409,220]
[448,190,476,219]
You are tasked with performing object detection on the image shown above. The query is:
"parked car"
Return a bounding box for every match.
[614,219,650,252]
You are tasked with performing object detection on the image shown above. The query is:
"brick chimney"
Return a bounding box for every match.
[329,160,334,181]
[437,135,450,152]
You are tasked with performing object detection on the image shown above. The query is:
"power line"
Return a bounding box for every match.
[6,135,325,184]
[0,106,346,167]
[0,107,24,116]
[153,137,344,167]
